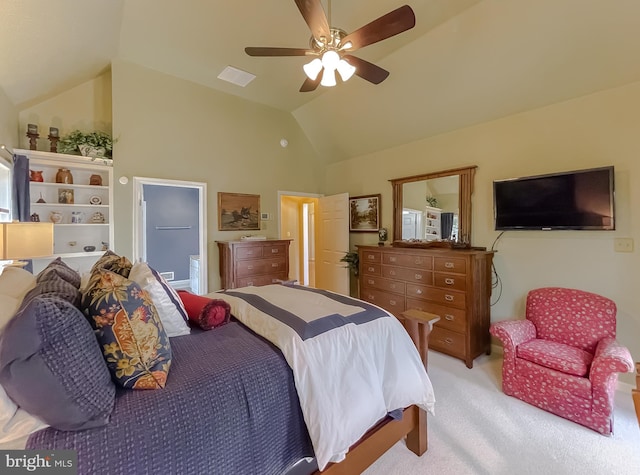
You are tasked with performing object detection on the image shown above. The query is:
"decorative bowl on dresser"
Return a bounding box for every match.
[357,245,494,368]
[216,239,291,289]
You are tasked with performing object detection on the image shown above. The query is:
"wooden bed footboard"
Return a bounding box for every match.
[313,309,437,474]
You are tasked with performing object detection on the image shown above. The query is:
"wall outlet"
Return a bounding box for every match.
[614,237,634,253]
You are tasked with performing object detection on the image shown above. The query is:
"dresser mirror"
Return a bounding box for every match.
[390,166,477,245]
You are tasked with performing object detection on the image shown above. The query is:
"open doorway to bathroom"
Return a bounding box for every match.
[133,177,207,294]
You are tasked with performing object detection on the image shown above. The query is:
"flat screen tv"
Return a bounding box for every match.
[493,166,615,231]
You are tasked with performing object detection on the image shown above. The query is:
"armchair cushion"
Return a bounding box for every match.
[489,319,536,350]
[517,339,593,377]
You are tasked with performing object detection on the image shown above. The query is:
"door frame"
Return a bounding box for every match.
[133,176,208,294]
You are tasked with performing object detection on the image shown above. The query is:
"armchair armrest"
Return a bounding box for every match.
[489,319,536,353]
[590,337,634,386]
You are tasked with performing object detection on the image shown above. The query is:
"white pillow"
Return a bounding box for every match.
[129,262,191,337]
[0,385,48,444]
[0,267,36,300]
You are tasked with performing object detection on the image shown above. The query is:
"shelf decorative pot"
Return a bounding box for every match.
[49,211,63,224]
[30,170,44,182]
[78,144,106,158]
[56,168,73,184]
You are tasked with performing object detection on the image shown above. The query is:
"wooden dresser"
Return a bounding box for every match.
[216,239,291,289]
[357,245,494,368]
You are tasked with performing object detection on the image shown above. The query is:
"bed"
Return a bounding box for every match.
[2,260,434,474]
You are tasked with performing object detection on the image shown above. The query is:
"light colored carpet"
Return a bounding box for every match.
[364,351,640,475]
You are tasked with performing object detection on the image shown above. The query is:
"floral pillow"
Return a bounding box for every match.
[82,269,172,390]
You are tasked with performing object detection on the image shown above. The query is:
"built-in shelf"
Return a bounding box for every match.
[31,203,109,209]
[30,182,109,190]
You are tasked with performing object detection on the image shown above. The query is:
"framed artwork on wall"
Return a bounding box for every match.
[218,192,260,231]
[349,194,381,232]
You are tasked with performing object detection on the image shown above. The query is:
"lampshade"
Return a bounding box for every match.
[336,59,356,81]
[320,68,337,87]
[0,222,54,260]
[303,58,323,80]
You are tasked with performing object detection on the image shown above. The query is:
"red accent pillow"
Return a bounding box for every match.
[177,291,231,330]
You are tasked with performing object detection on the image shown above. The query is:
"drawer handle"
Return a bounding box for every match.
[390,284,396,289]
[445,278,454,285]
[368,267,375,272]
[444,262,454,269]
[247,281,254,286]
[445,314,455,321]
[389,270,396,276]
[272,263,278,267]
[415,289,423,295]
[272,249,279,254]
[367,254,375,260]
[414,259,421,265]
[367,294,374,300]
[389,257,397,262]
[444,338,454,345]
[415,274,422,280]
[368,279,375,285]
[389,300,397,306]
[445,295,454,302]
[247,265,254,270]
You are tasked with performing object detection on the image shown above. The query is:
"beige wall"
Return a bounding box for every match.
[325,80,640,380]
[18,72,113,151]
[110,60,323,291]
[0,87,18,154]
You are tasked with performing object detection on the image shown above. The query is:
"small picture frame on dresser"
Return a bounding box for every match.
[349,194,380,232]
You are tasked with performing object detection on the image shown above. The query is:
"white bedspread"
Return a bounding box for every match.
[215,284,435,470]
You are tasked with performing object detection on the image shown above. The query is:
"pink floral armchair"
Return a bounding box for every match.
[490,287,634,435]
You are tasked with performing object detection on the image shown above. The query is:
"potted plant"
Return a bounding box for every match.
[340,250,359,276]
[58,130,116,158]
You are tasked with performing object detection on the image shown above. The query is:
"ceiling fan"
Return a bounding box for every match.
[245,0,416,92]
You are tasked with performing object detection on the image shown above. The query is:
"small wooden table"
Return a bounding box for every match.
[401,309,441,369]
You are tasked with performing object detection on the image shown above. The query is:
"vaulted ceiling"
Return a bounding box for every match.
[2,0,640,163]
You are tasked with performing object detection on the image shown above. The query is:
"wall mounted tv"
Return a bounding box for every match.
[493,166,615,231]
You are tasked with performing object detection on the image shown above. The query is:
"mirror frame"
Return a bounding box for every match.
[390,165,477,245]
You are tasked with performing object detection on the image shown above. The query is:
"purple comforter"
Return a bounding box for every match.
[27,322,314,474]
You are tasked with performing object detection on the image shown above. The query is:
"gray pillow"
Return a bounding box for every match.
[21,278,81,309]
[37,257,81,288]
[0,296,115,431]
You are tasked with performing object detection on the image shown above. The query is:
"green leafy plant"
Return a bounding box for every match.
[426,195,439,207]
[58,130,116,158]
[340,251,360,276]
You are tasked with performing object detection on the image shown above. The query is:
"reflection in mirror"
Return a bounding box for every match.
[390,166,476,246]
[401,176,460,241]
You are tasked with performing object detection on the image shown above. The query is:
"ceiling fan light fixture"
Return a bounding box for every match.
[320,68,337,87]
[336,59,356,81]
[321,50,340,71]
[303,58,323,80]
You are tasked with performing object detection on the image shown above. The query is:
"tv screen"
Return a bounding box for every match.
[493,166,615,230]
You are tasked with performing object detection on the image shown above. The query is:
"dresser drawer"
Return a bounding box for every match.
[361,250,382,264]
[236,245,264,259]
[430,326,466,359]
[262,243,287,257]
[362,263,381,276]
[434,256,467,274]
[236,257,286,277]
[405,299,467,333]
[382,266,433,285]
[237,272,287,287]
[434,272,467,292]
[360,289,405,314]
[406,284,466,309]
[383,253,432,270]
[361,275,405,295]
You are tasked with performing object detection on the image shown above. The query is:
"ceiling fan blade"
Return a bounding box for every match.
[342,55,389,84]
[294,0,330,41]
[245,47,310,57]
[299,74,321,92]
[340,5,416,51]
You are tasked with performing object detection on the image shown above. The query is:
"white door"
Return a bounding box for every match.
[315,193,349,295]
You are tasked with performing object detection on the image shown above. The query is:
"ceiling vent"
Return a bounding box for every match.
[217,66,256,87]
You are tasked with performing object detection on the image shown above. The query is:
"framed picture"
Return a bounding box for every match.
[58,188,74,204]
[349,194,381,232]
[218,192,260,231]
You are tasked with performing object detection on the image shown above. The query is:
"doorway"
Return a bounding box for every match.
[133,177,208,295]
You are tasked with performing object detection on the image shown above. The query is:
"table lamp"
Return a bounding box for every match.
[0,222,54,267]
